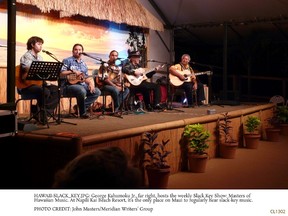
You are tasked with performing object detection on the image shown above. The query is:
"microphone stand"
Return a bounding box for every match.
[114,59,131,116]
[191,61,220,106]
[119,69,130,116]
[116,59,135,114]
[43,51,77,125]
[191,61,222,70]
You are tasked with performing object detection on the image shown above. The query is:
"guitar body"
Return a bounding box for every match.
[95,76,105,88]
[125,64,165,86]
[15,65,42,89]
[170,70,213,86]
[65,73,96,85]
[169,70,193,86]
[125,74,148,86]
[67,73,85,85]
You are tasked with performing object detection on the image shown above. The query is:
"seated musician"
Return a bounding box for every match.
[169,54,205,107]
[122,50,163,112]
[60,43,101,119]
[18,36,58,121]
[96,50,130,115]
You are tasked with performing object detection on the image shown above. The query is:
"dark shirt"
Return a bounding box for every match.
[122,61,155,78]
[122,61,140,75]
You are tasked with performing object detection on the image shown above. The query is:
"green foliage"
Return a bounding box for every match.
[141,130,171,169]
[245,116,261,133]
[276,105,288,124]
[218,112,235,143]
[183,123,211,155]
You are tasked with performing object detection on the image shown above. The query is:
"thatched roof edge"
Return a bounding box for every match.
[16,0,164,31]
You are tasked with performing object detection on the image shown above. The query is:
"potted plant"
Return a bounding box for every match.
[244,115,261,149]
[276,105,288,135]
[183,123,210,173]
[141,130,171,188]
[217,112,238,159]
[264,108,281,142]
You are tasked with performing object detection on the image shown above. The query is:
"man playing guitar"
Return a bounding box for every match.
[97,50,130,115]
[122,50,163,112]
[61,44,101,118]
[169,54,206,107]
[18,36,59,122]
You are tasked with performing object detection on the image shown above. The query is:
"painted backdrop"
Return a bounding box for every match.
[0,9,147,69]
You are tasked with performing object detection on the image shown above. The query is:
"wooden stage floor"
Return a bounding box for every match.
[18,103,266,137]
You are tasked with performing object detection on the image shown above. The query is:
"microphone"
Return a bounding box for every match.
[42,50,53,55]
[81,52,102,61]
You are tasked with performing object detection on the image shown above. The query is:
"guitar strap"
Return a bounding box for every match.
[179,63,193,72]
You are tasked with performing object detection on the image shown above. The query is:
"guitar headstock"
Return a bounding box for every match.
[207,71,213,76]
[195,71,214,76]
[156,64,166,70]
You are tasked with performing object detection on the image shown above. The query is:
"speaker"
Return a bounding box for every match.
[0,110,16,137]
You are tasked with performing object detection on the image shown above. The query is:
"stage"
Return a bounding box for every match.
[0,102,276,188]
[18,103,267,137]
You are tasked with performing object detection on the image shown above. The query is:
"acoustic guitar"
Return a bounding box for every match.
[94,69,109,88]
[169,70,213,86]
[95,67,130,89]
[95,73,120,88]
[64,73,97,85]
[125,64,165,86]
[15,65,42,89]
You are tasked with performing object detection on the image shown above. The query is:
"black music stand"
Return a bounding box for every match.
[41,51,77,126]
[26,61,63,128]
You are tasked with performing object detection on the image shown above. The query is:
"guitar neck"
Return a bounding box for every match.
[145,64,165,74]
[195,71,212,76]
[143,68,156,75]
